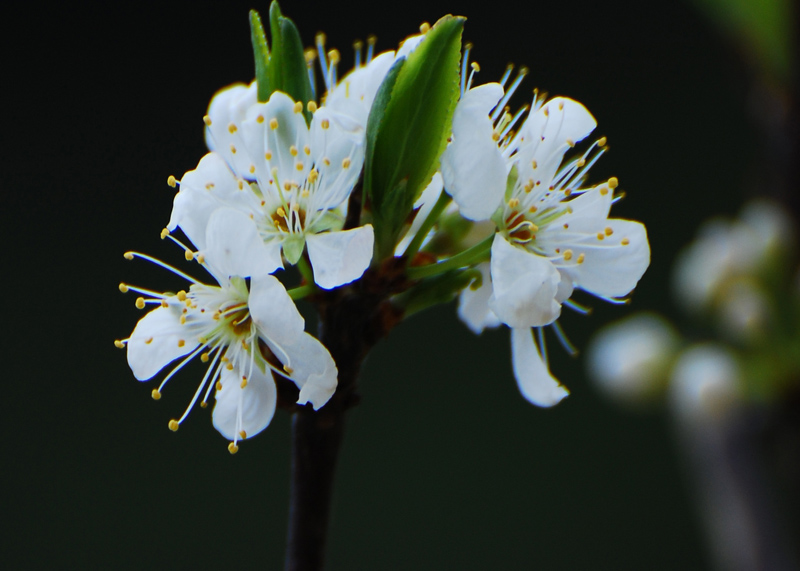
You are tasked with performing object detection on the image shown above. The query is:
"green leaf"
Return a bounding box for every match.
[267,1,313,123]
[249,10,271,102]
[364,15,465,259]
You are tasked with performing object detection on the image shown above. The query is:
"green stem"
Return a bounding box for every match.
[297,255,315,287]
[288,284,315,300]
[406,234,494,280]
[403,191,452,262]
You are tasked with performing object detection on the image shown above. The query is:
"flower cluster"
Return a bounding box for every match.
[117,7,650,452]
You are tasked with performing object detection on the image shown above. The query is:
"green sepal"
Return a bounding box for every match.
[267,1,313,124]
[249,10,271,102]
[364,15,465,259]
[282,234,306,265]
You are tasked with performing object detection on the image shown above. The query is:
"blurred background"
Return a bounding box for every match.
[3,0,797,568]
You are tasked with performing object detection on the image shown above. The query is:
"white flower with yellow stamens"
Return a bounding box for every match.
[169,90,374,290]
[444,72,649,406]
[116,208,337,453]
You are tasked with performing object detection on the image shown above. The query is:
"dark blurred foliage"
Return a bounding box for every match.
[2,0,771,567]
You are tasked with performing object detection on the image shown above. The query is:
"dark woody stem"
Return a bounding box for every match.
[283,259,406,571]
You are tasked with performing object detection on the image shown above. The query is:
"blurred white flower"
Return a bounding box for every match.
[586,313,679,405]
[669,344,741,421]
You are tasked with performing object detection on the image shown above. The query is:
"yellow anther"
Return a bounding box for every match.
[265,151,272,160]
[563,223,569,229]
[564,189,572,196]
[185,249,196,262]
[604,227,613,236]
[577,159,586,167]
[293,101,303,113]
[114,340,125,349]
[228,442,239,454]
[226,362,234,371]
[471,61,480,72]
[277,207,286,218]
[284,182,293,191]
[135,297,146,309]
[577,253,585,264]
[151,389,161,401]
[256,114,264,123]
[367,35,377,46]
[532,160,538,169]
[528,222,539,232]
[305,47,317,63]
[167,175,177,188]
[597,232,605,240]
[597,137,607,147]
[529,205,538,213]
[563,249,573,261]
[419,21,430,33]
[200,401,208,409]
[621,238,630,246]
[168,420,179,432]
[283,364,294,375]
[492,131,500,141]
[329,49,341,64]
[543,106,549,117]
[180,315,186,325]
[124,252,134,260]
[118,283,129,293]
[240,378,248,389]
[290,145,298,157]
[600,187,609,196]
[238,180,245,191]
[290,203,300,212]
[323,158,331,166]
[160,299,168,308]
[160,228,169,240]
[303,145,311,155]
[269,118,279,130]
[508,198,520,209]
[567,206,573,214]
[228,123,237,134]
[558,101,564,110]
[566,138,575,147]
[216,381,223,391]
[177,290,187,301]
[239,430,247,439]
[295,162,304,171]
[200,352,210,363]
[202,115,212,127]
[342,158,351,169]
[205,183,215,190]
[230,144,237,154]
[307,101,318,113]
[321,119,330,130]
[177,339,185,348]
[608,177,619,189]
[197,254,205,264]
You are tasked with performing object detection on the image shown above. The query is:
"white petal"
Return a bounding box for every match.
[168,153,256,250]
[516,97,596,192]
[441,83,507,221]
[249,273,305,346]
[127,306,199,381]
[203,208,283,279]
[241,91,309,198]
[511,328,569,407]
[205,82,259,178]
[306,225,374,289]
[326,51,396,128]
[212,366,276,440]
[396,33,425,59]
[555,219,650,298]
[488,235,561,328]
[279,333,338,410]
[457,262,501,334]
[309,107,365,211]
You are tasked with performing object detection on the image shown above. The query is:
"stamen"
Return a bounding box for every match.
[124,251,202,284]
[168,420,179,431]
[564,299,593,315]
[491,67,528,122]
[551,321,579,356]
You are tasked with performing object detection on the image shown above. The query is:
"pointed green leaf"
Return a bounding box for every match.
[267,1,313,123]
[365,15,464,258]
[249,10,271,102]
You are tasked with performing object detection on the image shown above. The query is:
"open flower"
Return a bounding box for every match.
[117,208,337,452]
[445,78,649,406]
[169,91,374,289]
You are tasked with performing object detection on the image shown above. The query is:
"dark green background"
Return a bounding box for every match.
[5,0,757,567]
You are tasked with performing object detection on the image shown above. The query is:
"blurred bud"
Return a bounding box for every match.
[586,313,679,406]
[739,199,795,260]
[669,344,741,422]
[716,279,770,344]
